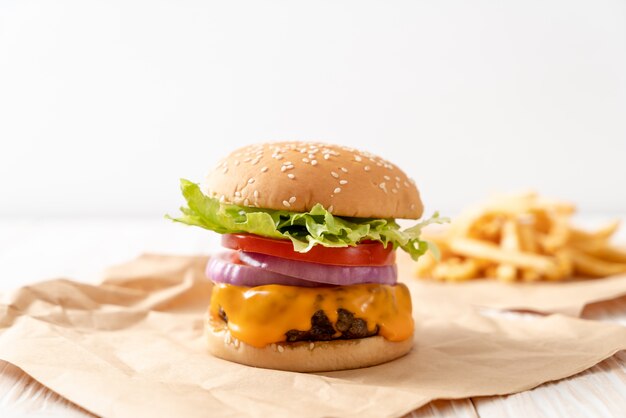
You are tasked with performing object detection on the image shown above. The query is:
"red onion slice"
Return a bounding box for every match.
[238,251,397,286]
[206,252,322,287]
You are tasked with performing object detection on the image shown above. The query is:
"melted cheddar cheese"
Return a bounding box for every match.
[209,283,414,348]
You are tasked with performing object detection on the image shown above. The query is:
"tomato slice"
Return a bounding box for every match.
[221,234,395,266]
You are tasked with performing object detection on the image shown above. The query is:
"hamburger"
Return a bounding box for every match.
[170,141,442,372]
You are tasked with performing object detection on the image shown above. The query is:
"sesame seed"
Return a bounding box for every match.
[354,155,362,162]
[251,158,260,165]
[287,173,295,179]
[334,187,341,193]
[376,162,383,167]
[243,157,251,163]
[396,176,401,181]
[247,178,255,184]
[410,203,416,210]
[282,200,291,207]
[289,196,296,203]
[324,154,330,160]
[311,160,318,166]
[275,155,284,160]
[222,167,228,174]
[384,175,391,181]
[404,181,410,187]
[261,166,268,173]
[234,160,240,166]
[308,153,315,159]
[328,205,334,213]
[379,182,387,193]
[278,345,285,353]
[331,171,339,178]
[309,342,315,350]
[254,190,259,198]
[339,180,348,185]
[392,188,398,194]
[302,158,309,163]
[235,191,241,197]
[280,166,288,172]
[340,167,348,173]
[364,166,371,171]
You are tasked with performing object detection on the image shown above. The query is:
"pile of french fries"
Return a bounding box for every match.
[416,192,626,282]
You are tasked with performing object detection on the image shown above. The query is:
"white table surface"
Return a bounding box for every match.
[1,218,625,418]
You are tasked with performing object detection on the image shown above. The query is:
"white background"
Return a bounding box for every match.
[1,0,625,218]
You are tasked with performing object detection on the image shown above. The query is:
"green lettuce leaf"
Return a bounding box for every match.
[167,179,448,260]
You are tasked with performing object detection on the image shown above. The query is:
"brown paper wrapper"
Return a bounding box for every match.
[1,254,625,418]
[398,253,626,316]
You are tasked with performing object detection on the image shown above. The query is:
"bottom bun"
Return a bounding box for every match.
[206,317,414,372]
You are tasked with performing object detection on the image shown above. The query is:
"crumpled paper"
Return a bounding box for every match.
[1,254,625,418]
[398,252,626,316]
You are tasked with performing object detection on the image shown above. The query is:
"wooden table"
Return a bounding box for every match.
[1,219,625,417]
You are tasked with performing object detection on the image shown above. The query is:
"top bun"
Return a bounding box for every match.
[203,141,423,219]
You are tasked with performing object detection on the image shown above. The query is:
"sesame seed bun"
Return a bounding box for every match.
[203,141,423,219]
[206,316,414,372]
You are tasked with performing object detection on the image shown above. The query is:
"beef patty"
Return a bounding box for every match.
[217,307,378,342]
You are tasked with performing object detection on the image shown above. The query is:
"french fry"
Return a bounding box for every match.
[432,258,479,282]
[484,192,574,218]
[567,248,626,277]
[470,215,503,243]
[529,209,552,234]
[540,214,570,253]
[517,220,539,253]
[448,237,560,277]
[521,269,541,282]
[554,249,573,279]
[484,264,499,279]
[533,196,576,215]
[569,220,620,244]
[580,245,626,264]
[500,219,521,249]
[449,207,491,237]
[496,264,517,282]
[496,219,521,282]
